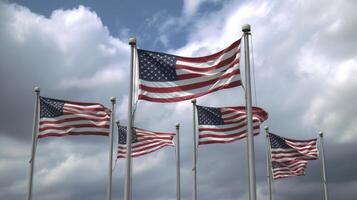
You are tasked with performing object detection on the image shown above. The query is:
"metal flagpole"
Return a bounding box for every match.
[191,99,198,200]
[264,126,273,200]
[319,131,329,200]
[125,37,136,200]
[242,24,257,200]
[175,123,181,200]
[27,86,40,200]
[107,97,116,200]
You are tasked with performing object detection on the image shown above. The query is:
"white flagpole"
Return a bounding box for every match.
[242,24,257,200]
[125,37,136,200]
[27,86,40,200]
[175,123,181,200]
[107,97,116,200]
[191,99,198,200]
[264,126,273,200]
[319,131,329,200]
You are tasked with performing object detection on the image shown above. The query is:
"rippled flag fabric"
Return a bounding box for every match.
[272,160,308,179]
[268,133,318,179]
[39,96,110,138]
[196,105,268,145]
[117,125,175,158]
[137,39,241,103]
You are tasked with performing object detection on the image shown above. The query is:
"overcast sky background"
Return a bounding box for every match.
[1,0,357,199]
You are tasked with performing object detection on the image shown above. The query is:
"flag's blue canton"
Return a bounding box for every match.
[269,133,290,149]
[118,125,138,144]
[40,97,65,118]
[137,49,178,82]
[272,162,287,169]
[197,106,224,125]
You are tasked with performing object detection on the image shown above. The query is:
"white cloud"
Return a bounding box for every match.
[58,67,125,89]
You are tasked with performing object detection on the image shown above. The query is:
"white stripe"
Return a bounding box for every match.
[65,103,104,109]
[38,127,109,135]
[40,114,110,122]
[39,120,109,129]
[199,122,260,136]
[140,63,240,88]
[118,143,174,157]
[176,55,240,76]
[199,129,260,143]
[176,46,240,68]
[139,70,240,99]
[64,107,108,116]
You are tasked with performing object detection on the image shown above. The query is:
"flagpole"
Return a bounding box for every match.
[264,126,273,200]
[319,131,329,200]
[242,24,257,200]
[125,37,136,200]
[107,97,116,200]
[27,86,40,200]
[175,123,181,200]
[191,99,198,200]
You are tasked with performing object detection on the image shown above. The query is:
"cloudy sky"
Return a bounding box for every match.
[1,0,357,199]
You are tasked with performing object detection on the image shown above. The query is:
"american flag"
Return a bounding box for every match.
[268,133,318,180]
[137,39,241,103]
[196,105,268,145]
[272,161,308,179]
[38,96,110,138]
[117,125,175,158]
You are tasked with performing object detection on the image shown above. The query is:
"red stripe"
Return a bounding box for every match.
[272,156,318,161]
[285,138,317,143]
[39,124,110,131]
[199,123,248,132]
[38,132,109,138]
[64,105,107,112]
[176,55,239,72]
[117,144,174,159]
[177,59,240,80]
[140,68,240,93]
[40,117,110,125]
[175,39,241,63]
[63,111,109,118]
[126,142,173,153]
[63,100,106,107]
[138,80,241,103]
[199,132,259,145]
[222,113,245,121]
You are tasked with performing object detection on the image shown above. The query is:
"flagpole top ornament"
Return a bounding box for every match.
[176,123,180,129]
[116,120,120,125]
[264,126,269,131]
[110,96,116,102]
[129,37,136,45]
[34,86,40,93]
[319,131,324,137]
[242,24,251,33]
[191,99,197,104]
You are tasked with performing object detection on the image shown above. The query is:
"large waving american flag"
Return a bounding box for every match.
[268,133,318,179]
[196,105,268,145]
[137,39,241,103]
[39,96,110,138]
[117,125,175,158]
